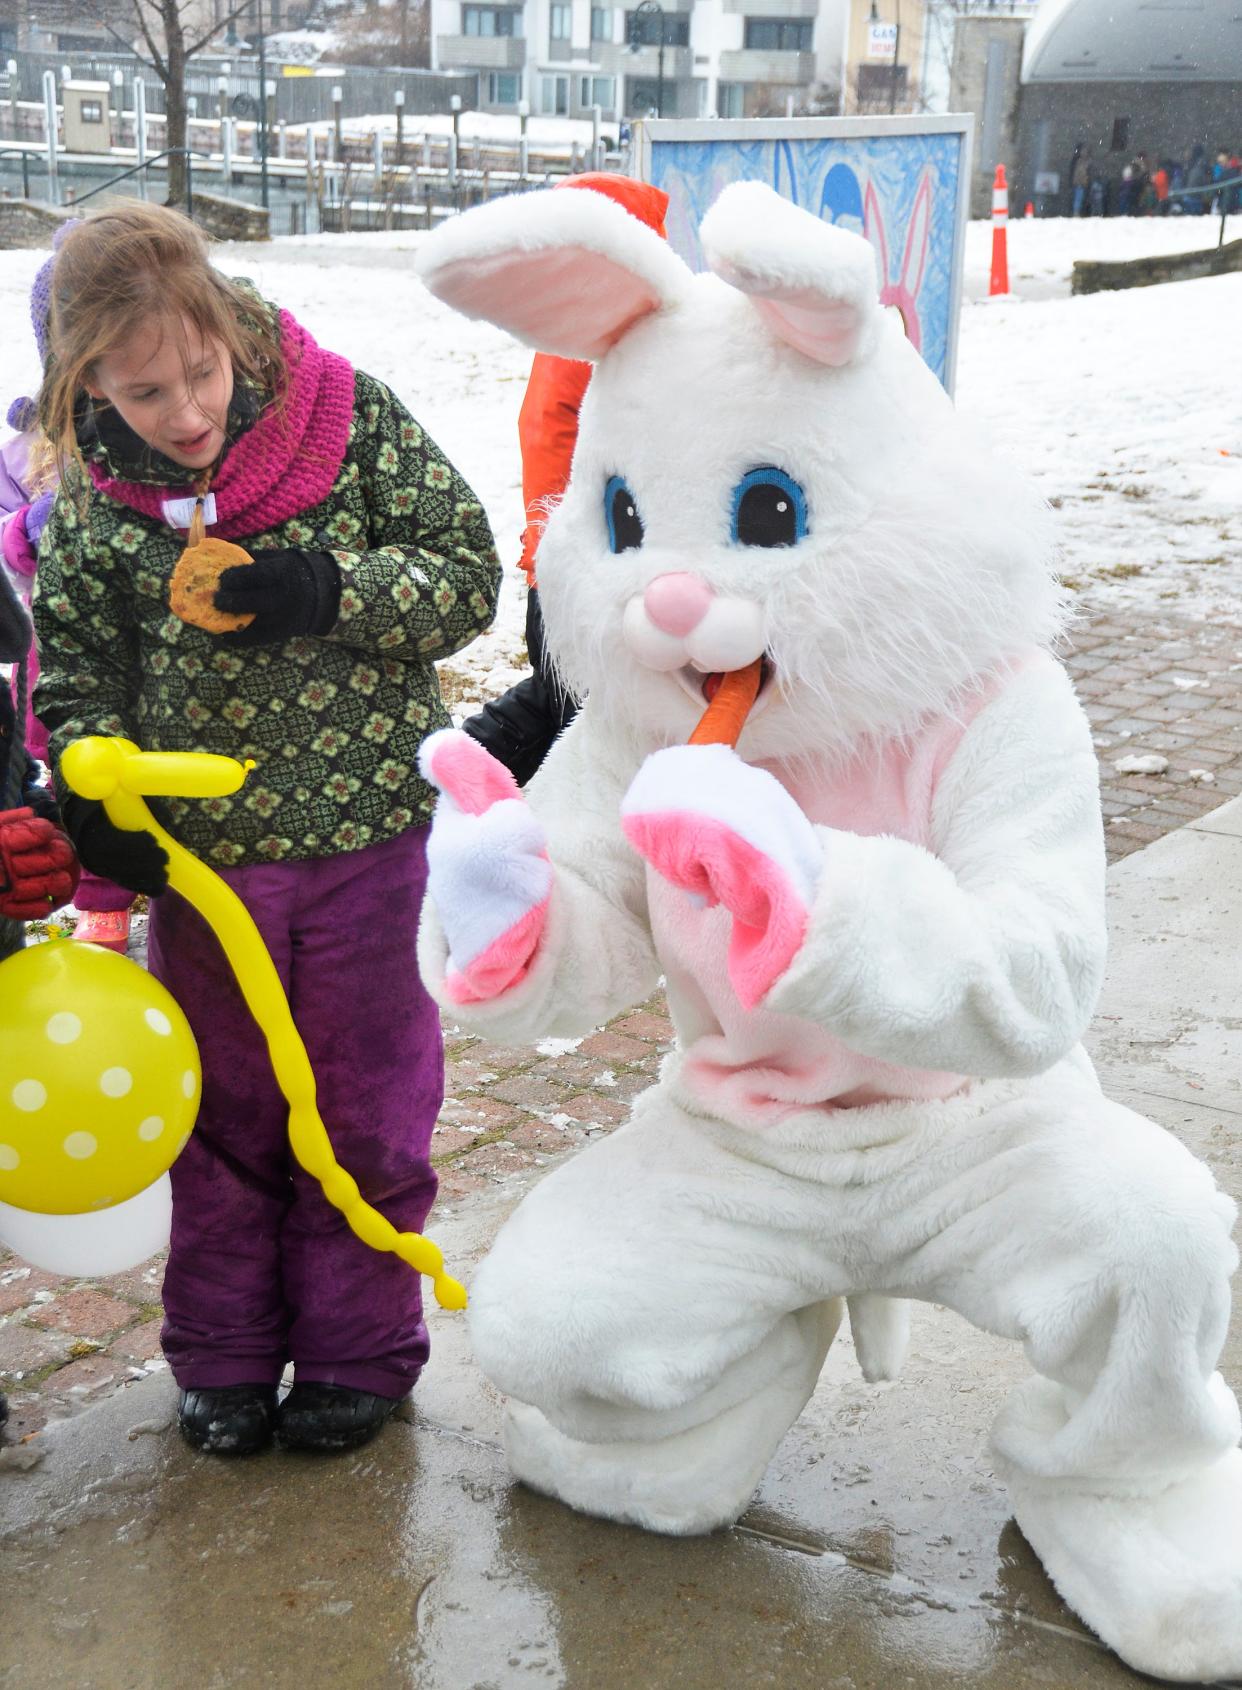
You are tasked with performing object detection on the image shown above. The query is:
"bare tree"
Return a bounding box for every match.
[801,81,843,118]
[331,0,430,70]
[93,0,252,207]
[921,0,997,107]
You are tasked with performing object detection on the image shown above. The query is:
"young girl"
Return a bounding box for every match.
[1,229,138,954]
[33,203,500,1457]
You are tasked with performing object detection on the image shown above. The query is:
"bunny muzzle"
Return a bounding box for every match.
[621,572,773,711]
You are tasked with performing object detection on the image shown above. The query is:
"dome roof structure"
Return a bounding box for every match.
[1023,0,1242,83]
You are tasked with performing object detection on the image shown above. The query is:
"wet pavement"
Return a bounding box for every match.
[0,1198,1159,1690]
[3,804,1242,1689]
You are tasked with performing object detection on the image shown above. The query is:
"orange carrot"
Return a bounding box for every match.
[688,658,764,748]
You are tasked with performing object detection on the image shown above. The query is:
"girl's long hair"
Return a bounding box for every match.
[37,201,286,487]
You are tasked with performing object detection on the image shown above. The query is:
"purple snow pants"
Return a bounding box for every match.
[148,826,443,1398]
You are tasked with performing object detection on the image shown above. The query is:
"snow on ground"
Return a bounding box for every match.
[263,28,339,65]
[0,212,1238,721]
[346,110,619,149]
[961,210,1242,301]
[957,218,1242,620]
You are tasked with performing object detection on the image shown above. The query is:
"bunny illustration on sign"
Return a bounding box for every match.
[415,182,1242,1683]
[864,166,931,351]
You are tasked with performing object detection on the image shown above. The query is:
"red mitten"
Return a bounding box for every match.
[0,808,81,920]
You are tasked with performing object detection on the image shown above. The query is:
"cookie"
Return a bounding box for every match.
[169,538,255,634]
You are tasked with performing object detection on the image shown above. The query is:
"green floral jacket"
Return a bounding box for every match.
[33,370,500,867]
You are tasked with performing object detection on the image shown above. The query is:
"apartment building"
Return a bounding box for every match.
[430,0,850,121]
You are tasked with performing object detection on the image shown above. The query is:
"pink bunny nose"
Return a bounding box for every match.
[643,573,714,637]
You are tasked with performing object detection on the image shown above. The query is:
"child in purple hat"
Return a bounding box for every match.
[0,224,137,953]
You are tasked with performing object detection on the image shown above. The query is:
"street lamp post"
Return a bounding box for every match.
[629,0,666,118]
[256,0,270,209]
[111,67,124,143]
[867,0,902,115]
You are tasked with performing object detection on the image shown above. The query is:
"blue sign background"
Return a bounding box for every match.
[645,130,967,387]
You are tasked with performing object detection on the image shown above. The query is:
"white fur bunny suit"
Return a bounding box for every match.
[415,182,1242,1682]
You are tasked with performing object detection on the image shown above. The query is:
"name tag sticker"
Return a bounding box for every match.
[162,493,217,530]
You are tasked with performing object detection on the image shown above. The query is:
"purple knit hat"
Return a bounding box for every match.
[6,219,80,433]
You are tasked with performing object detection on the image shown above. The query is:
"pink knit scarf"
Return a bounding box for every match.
[86,309,356,541]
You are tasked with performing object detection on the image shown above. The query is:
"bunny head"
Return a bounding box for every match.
[419,182,1062,764]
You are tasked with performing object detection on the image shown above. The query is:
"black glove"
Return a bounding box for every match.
[461,587,579,787]
[214,549,341,646]
[60,794,170,898]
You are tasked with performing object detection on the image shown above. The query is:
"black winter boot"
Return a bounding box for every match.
[275,1382,400,1453]
[178,1385,278,1456]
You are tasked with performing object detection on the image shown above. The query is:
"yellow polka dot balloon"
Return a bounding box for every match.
[0,938,200,1215]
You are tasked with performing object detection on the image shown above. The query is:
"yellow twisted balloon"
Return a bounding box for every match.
[60,737,467,1312]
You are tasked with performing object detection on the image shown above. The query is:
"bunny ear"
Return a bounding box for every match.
[863,178,889,283]
[416,188,690,361]
[701,181,881,368]
[898,168,933,302]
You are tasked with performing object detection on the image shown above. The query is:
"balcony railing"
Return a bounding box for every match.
[717,46,815,84]
[437,33,527,70]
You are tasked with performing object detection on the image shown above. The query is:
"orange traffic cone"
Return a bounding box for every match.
[1024,200,1034,219]
[990,164,1010,297]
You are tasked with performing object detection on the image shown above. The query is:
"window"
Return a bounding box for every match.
[717,82,744,117]
[550,3,572,38]
[540,74,570,113]
[1110,116,1130,152]
[591,4,612,38]
[627,75,671,114]
[856,62,906,104]
[626,9,690,46]
[579,74,615,109]
[743,16,812,51]
[488,71,522,102]
[79,99,105,123]
[463,5,521,35]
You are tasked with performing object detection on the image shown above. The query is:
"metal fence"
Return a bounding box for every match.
[4,49,477,122]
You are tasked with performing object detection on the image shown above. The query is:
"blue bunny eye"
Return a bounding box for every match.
[731,467,807,548]
[605,476,644,553]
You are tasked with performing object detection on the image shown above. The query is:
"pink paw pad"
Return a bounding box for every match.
[622,810,809,1009]
[444,895,551,1005]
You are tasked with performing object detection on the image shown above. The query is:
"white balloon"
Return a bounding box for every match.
[0,1175,171,1277]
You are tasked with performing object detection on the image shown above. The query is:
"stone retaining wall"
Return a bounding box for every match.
[0,198,74,248]
[190,190,269,243]
[1072,238,1242,295]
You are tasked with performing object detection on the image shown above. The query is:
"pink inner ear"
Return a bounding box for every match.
[428,246,664,358]
[751,289,865,369]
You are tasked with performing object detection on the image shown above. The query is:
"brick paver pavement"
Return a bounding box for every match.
[1068,610,1242,857]
[5,605,1242,1444]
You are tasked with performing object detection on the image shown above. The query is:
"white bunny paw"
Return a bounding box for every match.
[421,730,553,1004]
[621,743,821,1008]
